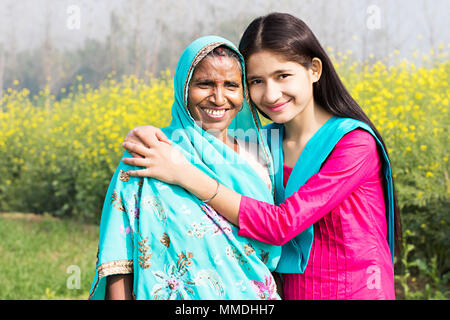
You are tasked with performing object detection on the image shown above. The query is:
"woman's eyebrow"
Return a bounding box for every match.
[224,80,241,85]
[193,79,241,85]
[192,79,214,84]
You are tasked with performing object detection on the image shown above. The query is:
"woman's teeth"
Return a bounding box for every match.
[204,108,226,117]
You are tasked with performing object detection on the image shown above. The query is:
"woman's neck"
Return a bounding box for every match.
[211,129,239,153]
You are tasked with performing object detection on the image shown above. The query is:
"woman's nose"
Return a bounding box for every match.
[211,85,226,106]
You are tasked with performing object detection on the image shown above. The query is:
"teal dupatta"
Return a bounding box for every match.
[265,116,395,273]
[89,36,281,300]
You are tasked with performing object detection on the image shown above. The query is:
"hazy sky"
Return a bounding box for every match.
[0,0,448,59]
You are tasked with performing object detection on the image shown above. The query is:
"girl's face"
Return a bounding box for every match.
[246,50,320,124]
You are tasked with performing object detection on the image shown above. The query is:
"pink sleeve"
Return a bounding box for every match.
[238,129,381,246]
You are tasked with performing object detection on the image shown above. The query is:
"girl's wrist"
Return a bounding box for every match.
[179,164,219,202]
[178,163,199,189]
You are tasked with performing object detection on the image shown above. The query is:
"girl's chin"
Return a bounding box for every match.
[265,112,294,124]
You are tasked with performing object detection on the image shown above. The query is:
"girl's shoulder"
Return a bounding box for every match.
[336,128,378,154]
[332,129,382,175]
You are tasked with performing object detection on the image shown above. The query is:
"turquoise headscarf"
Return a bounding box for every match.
[89,36,281,300]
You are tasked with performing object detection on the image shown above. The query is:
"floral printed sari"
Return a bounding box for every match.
[89,36,281,300]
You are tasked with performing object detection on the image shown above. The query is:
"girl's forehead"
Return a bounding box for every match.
[249,50,289,61]
[247,51,303,74]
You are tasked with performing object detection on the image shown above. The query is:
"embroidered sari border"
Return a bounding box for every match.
[97,260,134,278]
[89,260,134,299]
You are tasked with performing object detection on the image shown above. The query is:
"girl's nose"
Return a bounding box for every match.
[263,81,282,104]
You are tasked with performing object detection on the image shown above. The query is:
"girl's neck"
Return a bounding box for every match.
[284,102,333,143]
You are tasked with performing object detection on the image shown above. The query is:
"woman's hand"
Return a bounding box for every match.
[122,140,191,186]
[123,125,171,158]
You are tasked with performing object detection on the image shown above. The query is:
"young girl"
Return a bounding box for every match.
[122,13,402,300]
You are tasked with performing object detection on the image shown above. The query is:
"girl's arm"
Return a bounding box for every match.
[238,129,380,245]
[123,130,379,245]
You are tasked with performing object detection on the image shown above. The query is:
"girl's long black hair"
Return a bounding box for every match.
[239,12,402,258]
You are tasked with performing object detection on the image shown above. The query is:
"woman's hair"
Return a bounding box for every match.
[205,45,242,72]
[239,12,402,257]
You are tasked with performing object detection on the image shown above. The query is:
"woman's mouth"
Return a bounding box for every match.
[201,107,228,119]
[267,99,291,112]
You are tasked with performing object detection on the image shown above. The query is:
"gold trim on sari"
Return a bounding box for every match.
[97,260,134,278]
[89,260,134,299]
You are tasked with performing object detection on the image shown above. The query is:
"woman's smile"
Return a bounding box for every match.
[188,55,243,138]
[200,107,230,119]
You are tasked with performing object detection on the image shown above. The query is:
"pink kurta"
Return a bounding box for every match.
[238,129,395,300]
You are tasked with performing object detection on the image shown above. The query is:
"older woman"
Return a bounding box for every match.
[89,36,281,300]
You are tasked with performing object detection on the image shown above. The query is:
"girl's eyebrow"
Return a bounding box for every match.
[248,69,293,80]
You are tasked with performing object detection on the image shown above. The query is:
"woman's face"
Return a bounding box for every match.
[246,50,320,124]
[187,55,243,135]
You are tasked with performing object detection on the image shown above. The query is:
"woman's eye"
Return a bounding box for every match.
[279,74,291,80]
[197,82,212,88]
[226,82,240,88]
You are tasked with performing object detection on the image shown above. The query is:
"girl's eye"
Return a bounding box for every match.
[249,79,262,86]
[279,74,291,80]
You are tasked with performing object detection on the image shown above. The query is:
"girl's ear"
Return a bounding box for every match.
[311,57,323,83]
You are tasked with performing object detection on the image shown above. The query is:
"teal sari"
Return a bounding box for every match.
[89,36,281,300]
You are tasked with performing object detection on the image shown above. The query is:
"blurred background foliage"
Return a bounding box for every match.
[0,0,448,300]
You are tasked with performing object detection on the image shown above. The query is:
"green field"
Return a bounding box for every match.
[0,213,98,299]
[1,212,447,299]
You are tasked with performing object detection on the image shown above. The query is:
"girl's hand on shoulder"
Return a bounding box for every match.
[123,125,171,158]
[122,140,190,186]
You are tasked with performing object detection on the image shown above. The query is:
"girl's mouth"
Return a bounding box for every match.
[267,99,291,112]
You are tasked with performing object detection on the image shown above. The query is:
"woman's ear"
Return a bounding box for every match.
[311,57,322,83]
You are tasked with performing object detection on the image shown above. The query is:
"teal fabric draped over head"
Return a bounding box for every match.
[163,35,275,200]
[89,36,281,300]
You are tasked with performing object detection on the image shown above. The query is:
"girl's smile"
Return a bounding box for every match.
[265,98,292,112]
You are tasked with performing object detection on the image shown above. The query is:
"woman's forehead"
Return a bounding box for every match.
[192,55,242,80]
